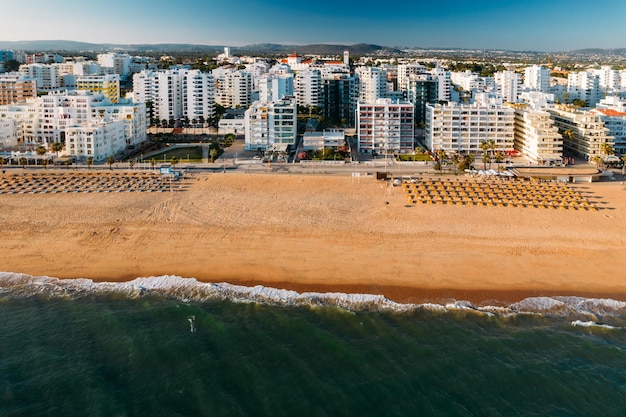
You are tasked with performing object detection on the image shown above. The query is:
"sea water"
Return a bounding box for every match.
[1,273,625,416]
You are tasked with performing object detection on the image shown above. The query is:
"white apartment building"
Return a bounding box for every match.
[295,69,321,107]
[523,65,551,93]
[425,102,515,154]
[357,98,414,154]
[590,108,626,156]
[513,107,563,164]
[450,70,487,93]
[594,66,621,93]
[548,106,614,161]
[258,73,294,103]
[19,63,61,91]
[431,67,452,102]
[518,91,555,109]
[66,120,126,161]
[397,63,427,94]
[244,98,297,150]
[355,67,388,102]
[185,69,216,122]
[596,95,626,113]
[494,70,521,103]
[567,71,602,106]
[218,108,245,135]
[0,91,146,160]
[212,68,253,108]
[97,53,131,80]
[133,68,215,122]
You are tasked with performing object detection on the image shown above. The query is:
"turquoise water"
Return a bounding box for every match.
[1,276,626,416]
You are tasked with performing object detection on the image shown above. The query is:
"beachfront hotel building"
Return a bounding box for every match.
[0,74,36,105]
[512,105,563,164]
[132,68,215,123]
[425,97,515,154]
[356,98,414,154]
[244,98,297,151]
[594,96,626,155]
[547,106,614,161]
[0,91,146,160]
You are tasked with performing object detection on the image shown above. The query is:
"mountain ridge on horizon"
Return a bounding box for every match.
[0,39,624,57]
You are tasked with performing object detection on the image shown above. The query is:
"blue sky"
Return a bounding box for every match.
[1,0,625,51]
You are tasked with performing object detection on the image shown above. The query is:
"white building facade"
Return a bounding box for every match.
[244,98,297,150]
[425,102,515,154]
[357,98,414,154]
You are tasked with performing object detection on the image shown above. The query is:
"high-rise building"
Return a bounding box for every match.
[406,73,438,126]
[357,98,414,154]
[320,73,356,127]
[212,68,252,108]
[523,65,551,93]
[258,73,294,103]
[295,69,321,108]
[431,67,452,102]
[19,63,61,91]
[397,63,427,94]
[97,53,131,80]
[355,67,388,102]
[567,71,602,107]
[494,70,521,103]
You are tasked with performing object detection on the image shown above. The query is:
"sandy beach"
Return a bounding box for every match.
[1,170,626,304]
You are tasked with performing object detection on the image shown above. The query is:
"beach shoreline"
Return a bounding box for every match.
[1,170,625,304]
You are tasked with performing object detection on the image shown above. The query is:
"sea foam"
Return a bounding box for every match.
[1,272,626,320]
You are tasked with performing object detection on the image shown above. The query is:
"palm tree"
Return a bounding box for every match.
[36,146,47,168]
[495,151,506,170]
[479,141,490,169]
[591,155,603,168]
[209,148,218,163]
[19,157,27,168]
[51,142,63,160]
[106,155,115,170]
[621,154,626,176]
[452,153,461,175]
[170,156,179,169]
[0,156,5,170]
[600,143,614,164]
[86,156,93,170]
[150,158,156,170]
[129,160,135,170]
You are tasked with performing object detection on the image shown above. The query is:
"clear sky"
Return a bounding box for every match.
[1,0,625,52]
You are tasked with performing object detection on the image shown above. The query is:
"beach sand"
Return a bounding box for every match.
[1,171,625,304]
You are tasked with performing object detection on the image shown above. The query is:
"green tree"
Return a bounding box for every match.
[86,156,94,170]
[51,142,63,159]
[479,141,491,169]
[150,158,156,170]
[36,146,47,167]
[106,155,115,170]
[622,154,626,176]
[563,129,574,142]
[452,153,461,175]
[19,157,27,168]
[0,156,5,169]
[495,151,506,170]
[5,59,20,72]
[170,156,179,168]
[129,160,135,170]
[209,148,218,163]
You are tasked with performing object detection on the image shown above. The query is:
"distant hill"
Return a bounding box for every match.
[0,40,403,56]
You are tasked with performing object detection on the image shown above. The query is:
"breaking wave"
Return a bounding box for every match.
[2,272,626,321]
